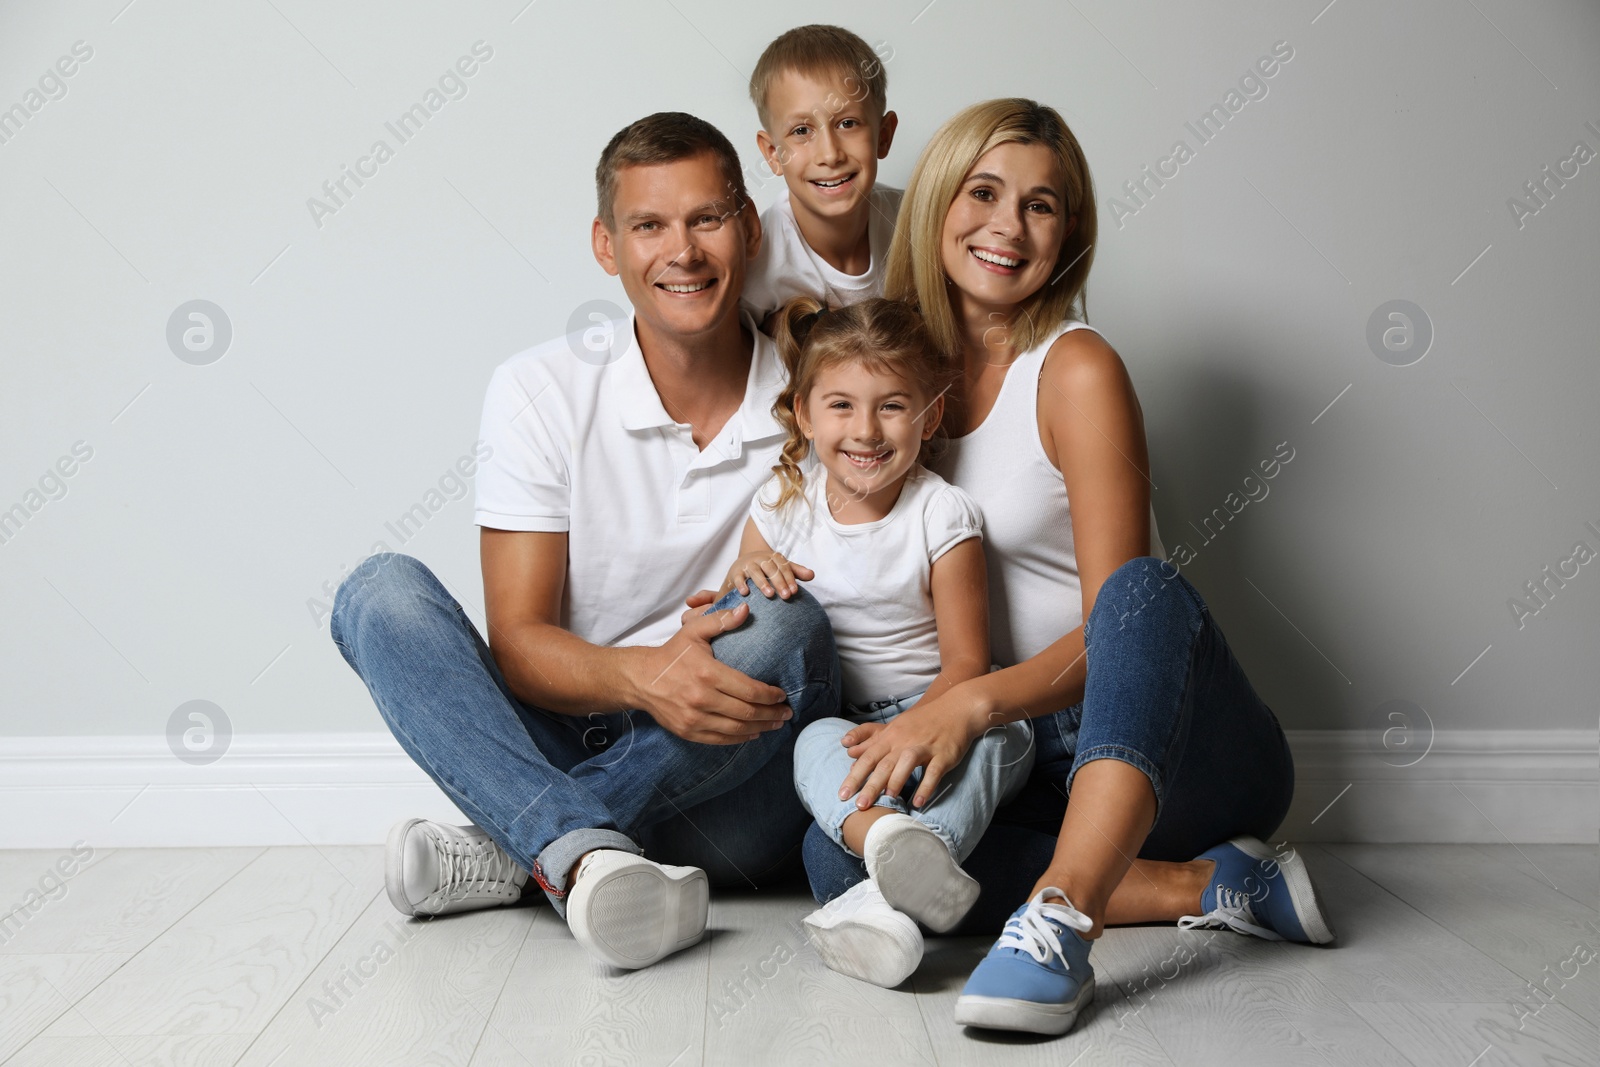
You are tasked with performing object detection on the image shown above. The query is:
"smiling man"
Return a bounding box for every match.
[330,112,840,971]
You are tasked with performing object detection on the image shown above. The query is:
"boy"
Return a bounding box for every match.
[744,25,901,322]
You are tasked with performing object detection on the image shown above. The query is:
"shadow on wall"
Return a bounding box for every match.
[1146,356,1343,733]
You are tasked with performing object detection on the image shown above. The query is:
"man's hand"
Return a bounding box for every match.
[629,601,791,744]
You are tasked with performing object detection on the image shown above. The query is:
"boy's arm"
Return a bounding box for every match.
[480,527,791,744]
[921,536,990,703]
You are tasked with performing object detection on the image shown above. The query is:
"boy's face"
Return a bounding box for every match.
[756,67,897,226]
[592,153,761,345]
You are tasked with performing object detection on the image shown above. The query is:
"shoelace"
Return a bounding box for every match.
[998,890,1093,967]
[434,827,521,901]
[1177,885,1284,941]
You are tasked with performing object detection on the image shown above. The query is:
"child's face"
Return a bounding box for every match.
[757,67,897,225]
[940,141,1074,315]
[798,360,941,507]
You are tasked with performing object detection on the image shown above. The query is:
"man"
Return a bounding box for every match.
[330,112,839,971]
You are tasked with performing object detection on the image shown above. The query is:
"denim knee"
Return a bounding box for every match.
[1086,556,1203,644]
[329,552,436,658]
[709,587,840,724]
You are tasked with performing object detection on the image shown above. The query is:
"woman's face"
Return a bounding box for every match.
[939,141,1072,317]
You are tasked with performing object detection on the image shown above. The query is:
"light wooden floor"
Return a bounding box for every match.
[0,843,1593,1066]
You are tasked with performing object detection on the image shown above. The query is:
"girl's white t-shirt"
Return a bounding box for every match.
[750,464,982,706]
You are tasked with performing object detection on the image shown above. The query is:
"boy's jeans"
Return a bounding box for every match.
[793,691,1034,864]
[330,553,840,911]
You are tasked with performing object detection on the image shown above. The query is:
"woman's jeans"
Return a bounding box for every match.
[802,556,1295,934]
[330,553,840,912]
[794,692,1034,864]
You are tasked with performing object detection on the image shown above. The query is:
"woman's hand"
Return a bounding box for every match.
[721,550,814,599]
[837,688,989,810]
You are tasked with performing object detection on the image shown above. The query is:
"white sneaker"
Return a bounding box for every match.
[385,818,529,917]
[863,813,980,933]
[565,850,709,970]
[802,879,923,988]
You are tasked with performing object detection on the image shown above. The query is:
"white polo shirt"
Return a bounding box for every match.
[474,311,788,649]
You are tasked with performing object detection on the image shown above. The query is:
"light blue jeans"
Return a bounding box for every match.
[793,690,1035,864]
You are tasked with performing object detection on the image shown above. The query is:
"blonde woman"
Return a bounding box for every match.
[799,99,1333,1036]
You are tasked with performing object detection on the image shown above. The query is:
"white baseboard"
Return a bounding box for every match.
[0,729,1593,849]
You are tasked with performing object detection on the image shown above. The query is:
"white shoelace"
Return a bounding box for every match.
[998,889,1094,966]
[1177,885,1284,941]
[434,827,522,900]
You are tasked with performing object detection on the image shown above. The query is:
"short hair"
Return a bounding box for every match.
[885,98,1098,360]
[594,112,750,231]
[748,24,888,132]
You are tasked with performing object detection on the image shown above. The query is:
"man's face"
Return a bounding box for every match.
[593,154,760,344]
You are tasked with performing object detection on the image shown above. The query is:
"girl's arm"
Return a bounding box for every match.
[837,331,1151,802]
[720,517,815,599]
[838,535,988,810]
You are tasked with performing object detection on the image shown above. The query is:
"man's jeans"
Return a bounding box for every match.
[801,556,1296,933]
[794,690,1034,864]
[330,553,840,912]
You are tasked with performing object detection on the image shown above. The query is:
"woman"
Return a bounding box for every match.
[799,98,1334,1037]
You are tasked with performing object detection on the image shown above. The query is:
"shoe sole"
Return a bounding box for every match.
[954,976,1095,1035]
[568,861,709,970]
[1232,836,1336,944]
[803,909,923,988]
[384,818,426,917]
[864,820,980,933]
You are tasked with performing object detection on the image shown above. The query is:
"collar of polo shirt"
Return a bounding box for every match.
[614,309,786,456]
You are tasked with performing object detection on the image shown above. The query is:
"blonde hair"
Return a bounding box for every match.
[748,24,888,132]
[884,98,1097,360]
[767,297,950,512]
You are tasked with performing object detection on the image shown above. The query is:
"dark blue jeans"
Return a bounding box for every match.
[331,554,840,911]
[802,556,1295,934]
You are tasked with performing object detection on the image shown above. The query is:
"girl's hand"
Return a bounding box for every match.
[837,691,987,810]
[721,550,815,599]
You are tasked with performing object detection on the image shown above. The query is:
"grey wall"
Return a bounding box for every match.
[2,0,1595,744]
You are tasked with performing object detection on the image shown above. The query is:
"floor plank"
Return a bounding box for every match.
[233,892,536,1067]
[477,896,710,1067]
[57,846,380,1042]
[1328,844,1600,1024]
[1350,998,1595,1066]
[1468,843,1598,911]
[703,890,937,1067]
[0,953,131,1062]
[0,847,261,956]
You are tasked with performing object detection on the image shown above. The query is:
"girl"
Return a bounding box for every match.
[720,296,1035,988]
[801,99,1334,1036]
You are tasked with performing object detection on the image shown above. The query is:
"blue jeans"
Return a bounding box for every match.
[802,557,1295,933]
[794,692,1034,863]
[330,554,840,912]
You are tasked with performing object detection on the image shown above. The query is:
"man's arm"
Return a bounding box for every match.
[480,527,793,744]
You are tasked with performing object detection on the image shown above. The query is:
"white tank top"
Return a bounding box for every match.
[931,321,1165,666]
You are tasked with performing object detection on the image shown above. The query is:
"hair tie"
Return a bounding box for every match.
[795,306,829,346]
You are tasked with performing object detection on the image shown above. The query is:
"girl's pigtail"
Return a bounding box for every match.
[765,296,825,513]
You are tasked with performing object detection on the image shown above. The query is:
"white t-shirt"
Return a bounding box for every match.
[742,185,904,321]
[474,311,787,649]
[750,464,982,706]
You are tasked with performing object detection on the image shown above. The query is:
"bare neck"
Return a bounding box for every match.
[790,198,874,277]
[636,314,753,450]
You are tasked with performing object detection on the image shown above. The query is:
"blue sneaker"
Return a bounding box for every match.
[1178,836,1335,944]
[954,888,1095,1035]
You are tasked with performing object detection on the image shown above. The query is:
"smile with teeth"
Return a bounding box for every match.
[842,447,891,469]
[811,174,855,188]
[971,247,1024,268]
[658,279,714,293]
